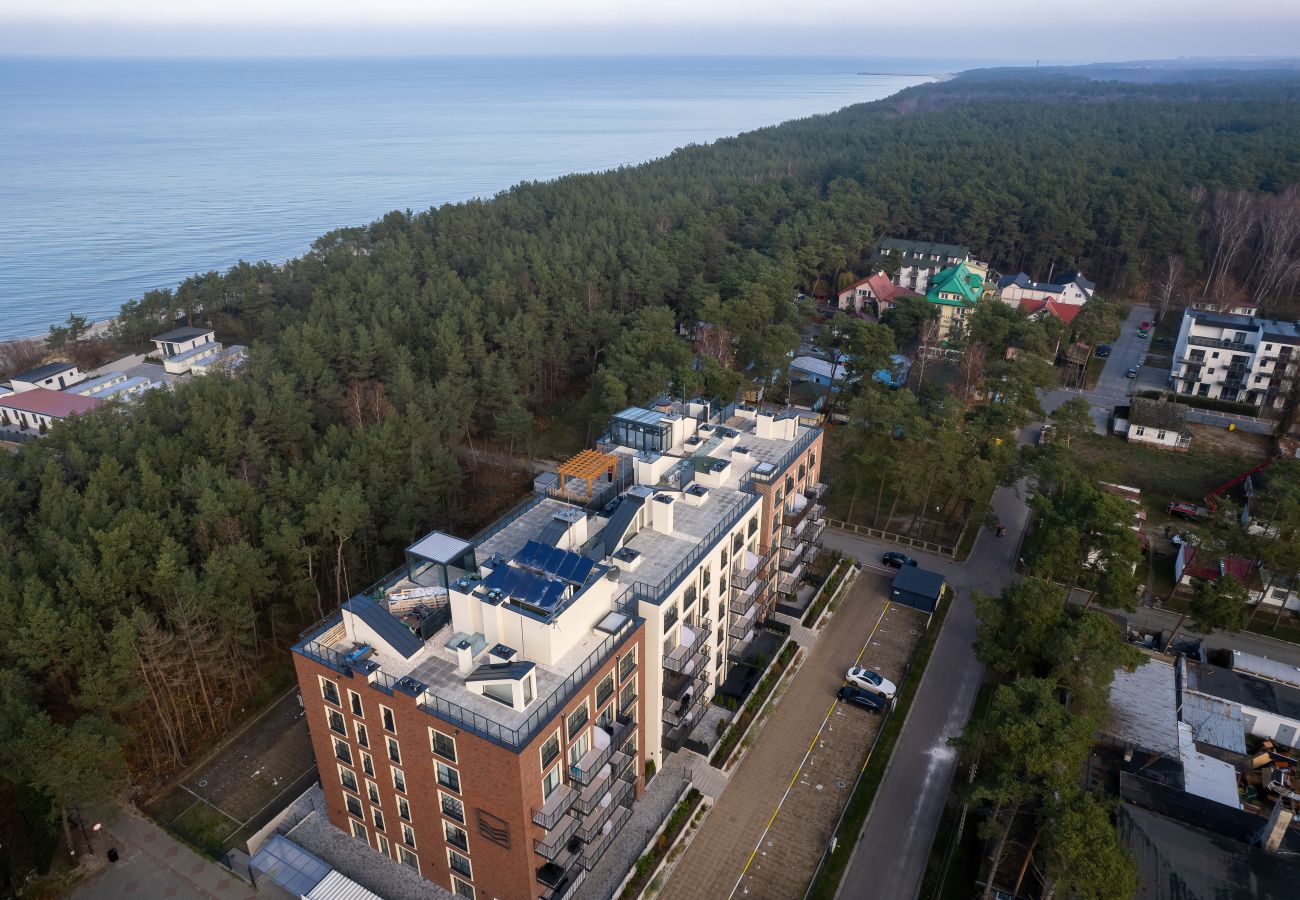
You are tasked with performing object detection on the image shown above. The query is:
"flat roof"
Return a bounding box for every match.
[166,341,221,364]
[153,326,214,342]
[1185,660,1300,720]
[406,530,472,565]
[13,360,76,382]
[1177,721,1241,809]
[250,834,330,897]
[892,565,945,598]
[87,375,157,400]
[1179,690,1246,754]
[0,388,104,419]
[1230,649,1300,688]
[305,871,384,900]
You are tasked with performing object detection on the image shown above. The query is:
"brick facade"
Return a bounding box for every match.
[295,623,646,900]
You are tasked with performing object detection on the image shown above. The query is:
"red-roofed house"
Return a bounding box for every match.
[837,272,923,315]
[0,388,104,433]
[1175,543,1257,588]
[1019,297,1083,326]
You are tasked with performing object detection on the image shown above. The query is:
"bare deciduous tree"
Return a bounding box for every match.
[1149,254,1186,323]
[1203,189,1257,296]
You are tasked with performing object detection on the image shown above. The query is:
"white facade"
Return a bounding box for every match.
[1171,309,1300,408]
[998,281,1090,306]
[152,328,216,358]
[9,362,83,393]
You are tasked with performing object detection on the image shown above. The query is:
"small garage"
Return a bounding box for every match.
[890,565,945,614]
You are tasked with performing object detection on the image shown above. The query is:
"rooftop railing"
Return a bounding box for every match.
[630,486,758,606]
[747,426,822,484]
[471,493,548,548]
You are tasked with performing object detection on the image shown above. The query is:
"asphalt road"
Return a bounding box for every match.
[823,478,1030,900]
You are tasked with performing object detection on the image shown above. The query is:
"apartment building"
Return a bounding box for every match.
[293,400,823,900]
[874,238,972,294]
[1171,309,1300,409]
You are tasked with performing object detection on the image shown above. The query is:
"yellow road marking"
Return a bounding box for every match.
[727,601,892,898]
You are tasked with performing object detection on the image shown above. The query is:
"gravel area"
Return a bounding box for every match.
[284,786,453,900]
[575,753,696,900]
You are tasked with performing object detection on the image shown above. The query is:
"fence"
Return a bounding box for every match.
[823,519,956,558]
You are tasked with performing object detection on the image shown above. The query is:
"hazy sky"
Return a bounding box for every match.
[3,0,1299,59]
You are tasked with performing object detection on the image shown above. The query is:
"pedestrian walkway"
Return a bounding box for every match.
[689,759,730,799]
[70,804,256,900]
[774,612,818,647]
[657,575,891,900]
[575,753,696,900]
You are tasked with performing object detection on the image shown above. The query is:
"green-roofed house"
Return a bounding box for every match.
[926,261,985,342]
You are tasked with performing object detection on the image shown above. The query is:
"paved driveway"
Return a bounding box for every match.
[656,573,892,900]
[826,478,1029,900]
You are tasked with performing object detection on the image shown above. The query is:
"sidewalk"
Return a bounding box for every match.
[70,804,256,900]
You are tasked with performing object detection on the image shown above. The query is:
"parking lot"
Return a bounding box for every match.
[731,601,929,899]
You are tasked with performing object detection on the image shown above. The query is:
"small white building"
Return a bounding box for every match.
[1116,397,1193,451]
[0,388,104,432]
[152,326,216,359]
[8,360,84,393]
[150,326,245,375]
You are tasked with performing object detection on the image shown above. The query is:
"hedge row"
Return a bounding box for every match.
[1136,389,1264,417]
[618,787,704,900]
[802,559,851,627]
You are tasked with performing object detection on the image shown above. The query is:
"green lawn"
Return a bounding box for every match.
[1072,432,1266,519]
[168,799,240,858]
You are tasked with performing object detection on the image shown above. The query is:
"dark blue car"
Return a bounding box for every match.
[837,686,889,713]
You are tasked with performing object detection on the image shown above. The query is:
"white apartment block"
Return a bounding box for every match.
[1171,309,1300,409]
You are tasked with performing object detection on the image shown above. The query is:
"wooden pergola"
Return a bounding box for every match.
[556,449,619,497]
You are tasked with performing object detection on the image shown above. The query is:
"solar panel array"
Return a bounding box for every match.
[480,562,568,613]
[515,540,596,585]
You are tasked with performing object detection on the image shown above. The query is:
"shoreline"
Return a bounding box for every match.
[2,62,933,344]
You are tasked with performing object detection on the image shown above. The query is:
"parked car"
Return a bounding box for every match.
[1038,424,1056,446]
[1126,367,1138,378]
[837,685,890,712]
[1140,320,1152,329]
[845,666,898,699]
[881,551,916,569]
[1096,345,1111,358]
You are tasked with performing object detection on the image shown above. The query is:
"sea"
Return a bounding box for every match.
[0,57,939,341]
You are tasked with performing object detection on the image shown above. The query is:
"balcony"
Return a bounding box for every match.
[533,810,580,860]
[780,542,810,572]
[663,624,708,675]
[783,496,814,528]
[730,578,760,615]
[729,603,757,640]
[777,563,805,595]
[1187,335,1256,352]
[573,748,632,815]
[576,773,635,841]
[579,803,633,871]
[806,482,828,501]
[539,864,586,900]
[569,715,636,786]
[782,515,811,549]
[533,784,577,830]
[663,681,706,729]
[732,550,763,590]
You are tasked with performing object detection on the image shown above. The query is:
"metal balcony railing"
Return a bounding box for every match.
[579,804,633,871]
[730,579,760,615]
[576,773,635,841]
[663,635,707,675]
[1187,335,1255,352]
[539,866,586,900]
[532,784,577,830]
[729,604,757,640]
[533,810,579,860]
[728,633,754,661]
[569,715,635,786]
[780,542,810,572]
[806,482,827,501]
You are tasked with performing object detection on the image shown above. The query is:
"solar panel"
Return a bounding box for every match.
[514,540,594,585]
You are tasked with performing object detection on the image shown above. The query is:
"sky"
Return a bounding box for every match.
[3,0,1299,59]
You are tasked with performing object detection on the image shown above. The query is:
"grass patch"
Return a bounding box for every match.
[805,591,953,900]
[1072,432,1267,518]
[169,799,239,858]
[710,641,798,768]
[803,559,851,627]
[618,788,704,900]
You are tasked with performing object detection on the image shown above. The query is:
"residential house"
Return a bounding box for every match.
[151,326,247,376]
[66,372,161,403]
[0,388,104,432]
[873,238,971,294]
[996,270,1094,306]
[1174,543,1256,590]
[836,273,921,315]
[293,400,823,900]
[925,261,985,342]
[1018,297,1083,326]
[7,360,84,393]
[1115,397,1193,451]
[1171,309,1300,409]
[789,355,851,392]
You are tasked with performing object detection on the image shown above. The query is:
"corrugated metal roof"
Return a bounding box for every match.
[1177,722,1242,809]
[1106,659,1178,754]
[250,834,330,897]
[1180,691,1247,754]
[304,870,385,900]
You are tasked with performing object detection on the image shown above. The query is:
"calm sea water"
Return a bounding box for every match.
[0,57,932,340]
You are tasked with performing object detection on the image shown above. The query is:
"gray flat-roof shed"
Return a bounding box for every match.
[890,565,945,613]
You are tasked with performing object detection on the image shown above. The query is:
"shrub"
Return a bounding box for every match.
[645,758,657,783]
[710,641,797,767]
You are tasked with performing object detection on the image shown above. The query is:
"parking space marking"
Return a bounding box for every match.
[729,602,893,899]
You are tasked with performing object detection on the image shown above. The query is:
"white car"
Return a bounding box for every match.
[845,666,897,699]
